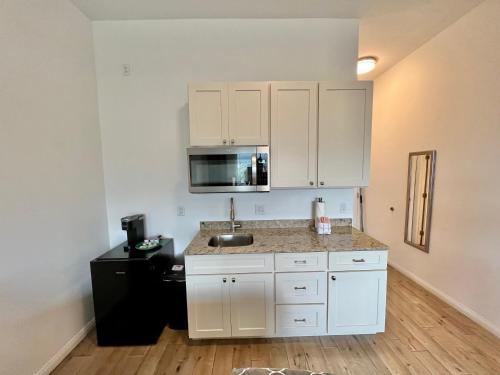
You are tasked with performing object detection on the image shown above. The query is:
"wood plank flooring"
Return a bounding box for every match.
[52,267,500,375]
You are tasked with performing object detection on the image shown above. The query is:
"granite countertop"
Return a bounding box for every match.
[184,219,388,256]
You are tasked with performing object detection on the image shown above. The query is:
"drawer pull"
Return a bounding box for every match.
[294,286,307,290]
[115,271,126,275]
[294,260,307,264]
[352,258,366,263]
[294,318,307,323]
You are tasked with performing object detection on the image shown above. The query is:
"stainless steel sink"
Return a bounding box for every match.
[208,233,254,247]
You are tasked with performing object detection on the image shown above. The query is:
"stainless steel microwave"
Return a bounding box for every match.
[187,146,270,193]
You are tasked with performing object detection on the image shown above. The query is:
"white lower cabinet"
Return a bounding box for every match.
[186,274,231,339]
[230,273,275,337]
[186,273,274,339]
[327,270,387,335]
[276,304,326,336]
[186,252,388,339]
[275,272,326,304]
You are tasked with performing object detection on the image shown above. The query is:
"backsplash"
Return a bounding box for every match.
[200,218,352,230]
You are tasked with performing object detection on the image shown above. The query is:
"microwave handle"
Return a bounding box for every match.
[251,154,257,185]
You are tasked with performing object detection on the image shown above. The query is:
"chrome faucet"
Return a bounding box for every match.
[229,197,241,233]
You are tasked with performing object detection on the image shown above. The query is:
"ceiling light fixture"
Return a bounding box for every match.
[357,56,378,75]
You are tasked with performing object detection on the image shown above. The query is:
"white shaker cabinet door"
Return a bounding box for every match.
[186,274,231,339]
[188,83,229,146]
[229,273,275,337]
[328,270,387,335]
[271,82,318,188]
[318,82,373,187]
[228,82,269,145]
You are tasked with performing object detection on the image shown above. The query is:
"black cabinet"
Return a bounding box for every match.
[90,239,174,346]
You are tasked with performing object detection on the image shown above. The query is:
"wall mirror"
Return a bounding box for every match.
[404,150,436,253]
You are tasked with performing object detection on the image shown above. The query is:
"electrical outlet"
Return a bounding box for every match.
[177,206,185,216]
[255,204,265,215]
[122,64,131,76]
[339,202,347,214]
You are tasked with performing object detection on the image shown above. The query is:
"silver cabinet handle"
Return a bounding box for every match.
[251,154,257,185]
[320,181,325,186]
[115,271,126,275]
[223,278,227,283]
[231,139,235,144]
[294,260,307,264]
[352,258,366,263]
[294,318,306,323]
[223,139,227,145]
[294,286,307,290]
[309,181,314,186]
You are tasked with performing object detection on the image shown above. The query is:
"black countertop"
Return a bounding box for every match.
[93,239,173,261]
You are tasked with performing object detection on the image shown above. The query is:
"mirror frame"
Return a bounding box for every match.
[404,150,436,253]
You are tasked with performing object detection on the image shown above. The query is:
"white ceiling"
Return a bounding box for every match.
[70,0,483,79]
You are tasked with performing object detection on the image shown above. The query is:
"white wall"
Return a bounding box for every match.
[0,1,109,374]
[366,0,500,336]
[92,19,359,252]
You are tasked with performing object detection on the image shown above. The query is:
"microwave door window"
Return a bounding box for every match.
[190,154,253,187]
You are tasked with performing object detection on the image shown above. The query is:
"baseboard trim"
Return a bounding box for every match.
[35,318,95,375]
[389,261,500,339]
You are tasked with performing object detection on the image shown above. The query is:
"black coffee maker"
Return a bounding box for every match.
[121,214,145,251]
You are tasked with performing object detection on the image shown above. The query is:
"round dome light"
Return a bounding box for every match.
[357,56,378,75]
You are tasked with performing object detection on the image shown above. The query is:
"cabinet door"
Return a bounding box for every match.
[271,82,318,188]
[186,275,231,339]
[228,82,269,145]
[328,271,387,335]
[229,273,274,337]
[188,83,229,146]
[318,82,372,187]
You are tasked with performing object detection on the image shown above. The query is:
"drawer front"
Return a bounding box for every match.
[275,252,327,272]
[275,272,326,304]
[276,304,326,336]
[185,254,274,275]
[329,251,388,271]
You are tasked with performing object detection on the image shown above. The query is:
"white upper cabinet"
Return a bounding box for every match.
[271,82,318,188]
[228,82,269,146]
[188,83,229,146]
[188,80,373,187]
[318,81,373,187]
[189,82,269,146]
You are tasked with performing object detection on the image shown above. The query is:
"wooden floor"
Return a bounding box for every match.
[53,267,500,375]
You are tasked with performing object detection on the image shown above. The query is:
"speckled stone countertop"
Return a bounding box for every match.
[185,219,388,255]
